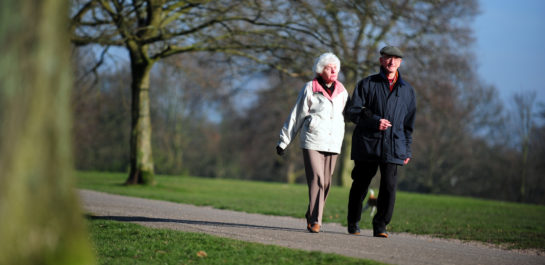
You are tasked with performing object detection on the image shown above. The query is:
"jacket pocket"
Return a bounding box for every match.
[359,131,382,158]
[304,116,313,133]
[303,116,321,144]
[393,132,407,159]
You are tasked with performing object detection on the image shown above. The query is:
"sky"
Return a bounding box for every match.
[474,0,545,106]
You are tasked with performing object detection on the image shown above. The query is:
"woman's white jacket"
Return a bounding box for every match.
[278,78,348,154]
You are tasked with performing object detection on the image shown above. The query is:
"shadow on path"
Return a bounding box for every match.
[86,215,347,235]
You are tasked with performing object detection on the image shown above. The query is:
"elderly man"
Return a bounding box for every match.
[346,46,416,238]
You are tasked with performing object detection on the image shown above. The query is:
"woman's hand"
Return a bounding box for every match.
[276,146,285,156]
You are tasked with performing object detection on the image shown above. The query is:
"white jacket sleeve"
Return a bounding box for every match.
[277,84,310,150]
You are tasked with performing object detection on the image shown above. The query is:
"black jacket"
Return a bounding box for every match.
[347,68,416,165]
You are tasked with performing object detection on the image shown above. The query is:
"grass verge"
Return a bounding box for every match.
[87,217,386,265]
[78,171,545,251]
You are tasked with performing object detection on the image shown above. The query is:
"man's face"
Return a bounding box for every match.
[379,55,402,75]
[320,63,338,83]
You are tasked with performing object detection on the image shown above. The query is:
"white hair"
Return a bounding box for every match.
[313,52,341,75]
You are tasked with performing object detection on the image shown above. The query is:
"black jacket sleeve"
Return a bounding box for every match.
[403,90,416,158]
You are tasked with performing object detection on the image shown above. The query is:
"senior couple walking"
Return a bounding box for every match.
[276,46,416,237]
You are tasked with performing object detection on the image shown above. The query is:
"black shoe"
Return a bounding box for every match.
[373,226,388,238]
[348,223,360,235]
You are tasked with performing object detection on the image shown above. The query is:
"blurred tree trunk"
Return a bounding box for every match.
[286,159,297,184]
[337,127,354,186]
[286,148,305,184]
[513,91,536,202]
[0,0,95,264]
[337,70,357,186]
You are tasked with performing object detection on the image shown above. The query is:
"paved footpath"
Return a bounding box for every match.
[80,190,545,265]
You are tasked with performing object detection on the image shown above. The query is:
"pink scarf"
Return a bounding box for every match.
[312,78,346,101]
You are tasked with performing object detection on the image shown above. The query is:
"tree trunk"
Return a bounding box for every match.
[337,71,357,187]
[286,159,297,184]
[520,136,529,202]
[125,56,156,185]
[337,128,354,186]
[0,0,96,264]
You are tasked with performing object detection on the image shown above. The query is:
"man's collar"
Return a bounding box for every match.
[379,67,405,85]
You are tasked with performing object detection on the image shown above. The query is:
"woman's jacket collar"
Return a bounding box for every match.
[312,77,346,101]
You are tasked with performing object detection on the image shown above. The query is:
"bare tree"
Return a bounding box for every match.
[222,70,306,183]
[70,0,297,184]
[401,48,507,193]
[150,54,231,175]
[72,63,131,172]
[527,105,545,203]
[0,0,95,264]
[512,91,537,202]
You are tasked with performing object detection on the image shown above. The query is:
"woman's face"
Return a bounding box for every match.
[320,63,338,84]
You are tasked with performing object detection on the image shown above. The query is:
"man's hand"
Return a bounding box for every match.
[276,146,285,156]
[404,158,410,165]
[379,119,392,131]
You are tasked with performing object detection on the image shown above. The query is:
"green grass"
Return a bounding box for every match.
[88,217,385,265]
[78,171,545,251]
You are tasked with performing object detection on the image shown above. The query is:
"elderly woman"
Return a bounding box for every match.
[276,52,348,233]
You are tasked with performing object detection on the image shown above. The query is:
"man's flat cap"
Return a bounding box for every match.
[380,46,403,58]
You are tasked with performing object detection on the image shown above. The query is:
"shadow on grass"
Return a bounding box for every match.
[86,214,347,235]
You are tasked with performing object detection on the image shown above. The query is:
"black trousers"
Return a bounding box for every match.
[347,160,398,230]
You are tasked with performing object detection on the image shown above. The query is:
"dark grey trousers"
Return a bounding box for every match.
[347,160,398,230]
